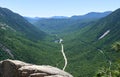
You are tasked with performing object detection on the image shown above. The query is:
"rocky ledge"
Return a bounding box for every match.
[0,59,73,77]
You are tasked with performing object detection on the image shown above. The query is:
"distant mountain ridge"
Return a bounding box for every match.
[50,16,68,19]
[25,11,112,20]
[25,11,112,34]
[71,11,112,19]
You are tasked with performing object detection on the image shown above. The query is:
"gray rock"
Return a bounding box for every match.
[44,75,64,77]
[0,59,73,77]
[0,59,31,77]
[29,73,48,77]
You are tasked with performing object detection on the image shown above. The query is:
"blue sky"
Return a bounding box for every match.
[0,0,120,17]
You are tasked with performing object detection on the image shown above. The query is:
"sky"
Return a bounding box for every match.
[0,0,120,17]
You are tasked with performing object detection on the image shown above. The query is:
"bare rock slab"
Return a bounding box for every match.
[0,59,73,77]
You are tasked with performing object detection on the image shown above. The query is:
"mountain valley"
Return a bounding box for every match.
[0,7,120,77]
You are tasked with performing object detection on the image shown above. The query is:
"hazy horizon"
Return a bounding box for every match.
[0,0,120,17]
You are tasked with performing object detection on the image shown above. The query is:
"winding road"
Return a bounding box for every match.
[59,39,68,71]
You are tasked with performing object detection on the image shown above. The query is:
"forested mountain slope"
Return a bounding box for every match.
[0,7,46,40]
[62,8,120,77]
[0,7,64,69]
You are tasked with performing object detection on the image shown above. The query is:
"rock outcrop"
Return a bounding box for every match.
[0,59,73,77]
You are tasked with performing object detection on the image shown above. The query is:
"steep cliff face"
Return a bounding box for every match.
[0,59,73,77]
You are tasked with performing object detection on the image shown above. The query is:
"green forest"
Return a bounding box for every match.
[0,7,120,77]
